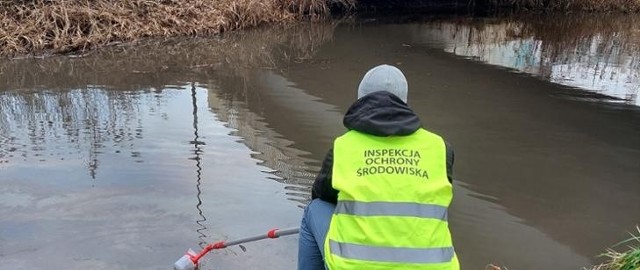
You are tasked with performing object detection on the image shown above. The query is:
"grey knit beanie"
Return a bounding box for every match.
[357,64,408,103]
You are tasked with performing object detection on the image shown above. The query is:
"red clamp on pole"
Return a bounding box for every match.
[192,241,226,263]
[267,228,279,238]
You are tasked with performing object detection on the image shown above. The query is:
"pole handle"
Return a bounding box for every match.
[273,227,300,237]
[190,227,300,264]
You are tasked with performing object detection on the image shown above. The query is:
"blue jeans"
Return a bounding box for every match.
[297,199,335,270]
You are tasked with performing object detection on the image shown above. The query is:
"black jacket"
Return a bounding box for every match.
[311,91,455,204]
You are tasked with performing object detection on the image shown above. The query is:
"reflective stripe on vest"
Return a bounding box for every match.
[335,201,448,221]
[329,240,455,264]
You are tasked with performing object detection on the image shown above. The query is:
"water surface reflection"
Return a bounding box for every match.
[0,23,338,270]
[406,14,640,105]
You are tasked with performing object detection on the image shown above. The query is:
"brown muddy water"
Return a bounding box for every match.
[1,14,639,270]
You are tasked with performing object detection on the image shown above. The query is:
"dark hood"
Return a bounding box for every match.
[343,91,421,136]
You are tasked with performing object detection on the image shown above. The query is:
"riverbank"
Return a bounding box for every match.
[0,0,353,57]
[356,0,640,12]
[2,0,640,58]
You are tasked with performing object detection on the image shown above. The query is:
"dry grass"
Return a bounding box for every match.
[0,0,353,57]
[488,0,640,12]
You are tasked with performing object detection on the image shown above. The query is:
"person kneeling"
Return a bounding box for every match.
[298,64,459,270]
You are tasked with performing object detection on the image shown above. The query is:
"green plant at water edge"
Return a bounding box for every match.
[590,226,640,270]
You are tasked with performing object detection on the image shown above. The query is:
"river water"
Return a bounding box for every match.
[1,14,639,270]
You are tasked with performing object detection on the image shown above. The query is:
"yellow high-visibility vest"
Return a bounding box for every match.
[324,129,459,270]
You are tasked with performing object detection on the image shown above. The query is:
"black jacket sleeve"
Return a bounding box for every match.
[311,142,454,205]
[445,141,455,183]
[311,148,338,204]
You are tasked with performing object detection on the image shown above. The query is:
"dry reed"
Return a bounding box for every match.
[488,0,640,12]
[0,0,353,57]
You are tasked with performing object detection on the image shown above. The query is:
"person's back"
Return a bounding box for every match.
[298,64,458,270]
